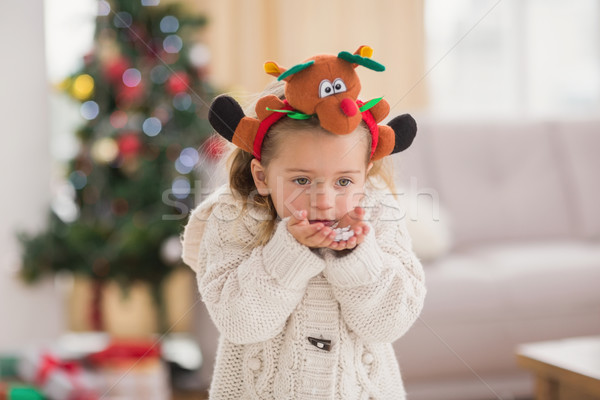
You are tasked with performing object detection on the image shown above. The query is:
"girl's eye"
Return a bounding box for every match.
[337,178,352,187]
[294,177,310,185]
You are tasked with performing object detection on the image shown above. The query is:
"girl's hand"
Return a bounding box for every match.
[287,210,337,248]
[327,207,370,251]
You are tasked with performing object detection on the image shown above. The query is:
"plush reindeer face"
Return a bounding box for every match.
[264,46,384,135]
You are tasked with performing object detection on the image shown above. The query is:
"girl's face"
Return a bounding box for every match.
[251,129,372,225]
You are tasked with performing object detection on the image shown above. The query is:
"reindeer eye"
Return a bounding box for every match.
[319,79,334,98]
[332,78,347,94]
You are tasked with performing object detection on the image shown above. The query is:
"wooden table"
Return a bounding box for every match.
[517,336,600,400]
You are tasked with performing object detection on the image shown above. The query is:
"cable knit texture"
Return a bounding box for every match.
[181,183,426,399]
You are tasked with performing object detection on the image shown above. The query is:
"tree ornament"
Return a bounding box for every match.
[117,132,142,158]
[97,31,120,64]
[189,43,211,68]
[202,135,226,161]
[71,74,95,101]
[104,57,130,84]
[116,82,145,107]
[91,137,119,164]
[160,236,182,265]
[109,110,128,129]
[166,72,190,95]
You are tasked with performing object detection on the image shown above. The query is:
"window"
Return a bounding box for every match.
[44,0,97,162]
[44,0,97,83]
[425,0,600,118]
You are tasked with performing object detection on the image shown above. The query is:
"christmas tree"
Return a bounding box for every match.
[19,0,220,329]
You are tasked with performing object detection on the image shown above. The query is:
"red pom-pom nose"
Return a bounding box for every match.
[340,98,358,117]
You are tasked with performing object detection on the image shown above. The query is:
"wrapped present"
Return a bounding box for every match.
[53,333,110,361]
[0,382,45,400]
[87,339,160,365]
[161,334,203,392]
[18,351,98,400]
[86,340,170,400]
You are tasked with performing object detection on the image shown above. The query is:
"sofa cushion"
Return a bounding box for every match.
[395,241,600,381]
[415,121,575,247]
[556,120,600,240]
[422,241,600,322]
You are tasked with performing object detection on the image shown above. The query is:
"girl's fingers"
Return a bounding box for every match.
[347,236,358,248]
[304,224,325,240]
[347,206,365,222]
[297,223,331,247]
[309,226,336,247]
[291,212,370,249]
[353,206,365,218]
[288,209,308,226]
[335,206,365,230]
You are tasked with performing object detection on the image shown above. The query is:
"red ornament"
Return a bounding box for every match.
[104,57,130,84]
[158,51,180,65]
[117,132,142,158]
[203,135,226,161]
[166,71,190,95]
[109,110,128,129]
[116,82,145,107]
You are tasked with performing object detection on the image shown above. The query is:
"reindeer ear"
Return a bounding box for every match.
[338,45,385,72]
[264,61,286,78]
[388,114,417,154]
[208,95,245,143]
[355,45,373,58]
[265,60,315,82]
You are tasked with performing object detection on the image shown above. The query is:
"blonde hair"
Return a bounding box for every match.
[225,81,397,246]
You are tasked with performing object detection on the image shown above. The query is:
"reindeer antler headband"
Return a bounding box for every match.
[208,45,417,161]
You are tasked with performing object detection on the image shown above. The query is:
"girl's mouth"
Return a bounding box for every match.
[309,220,336,227]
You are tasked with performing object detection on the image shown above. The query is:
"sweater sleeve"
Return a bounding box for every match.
[197,203,326,345]
[322,192,426,343]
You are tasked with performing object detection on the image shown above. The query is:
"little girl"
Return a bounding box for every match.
[182,48,426,400]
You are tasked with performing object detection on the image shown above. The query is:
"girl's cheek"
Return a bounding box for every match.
[337,194,357,215]
[292,197,310,216]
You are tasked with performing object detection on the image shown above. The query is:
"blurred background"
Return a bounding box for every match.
[1,0,599,399]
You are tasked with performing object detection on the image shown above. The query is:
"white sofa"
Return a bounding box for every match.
[393,119,600,400]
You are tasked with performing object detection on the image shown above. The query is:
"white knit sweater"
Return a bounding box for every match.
[181,183,426,400]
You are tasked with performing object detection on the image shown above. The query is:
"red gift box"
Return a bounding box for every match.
[18,351,98,400]
[86,340,170,400]
[87,339,160,367]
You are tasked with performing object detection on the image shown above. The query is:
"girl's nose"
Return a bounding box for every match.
[310,186,335,210]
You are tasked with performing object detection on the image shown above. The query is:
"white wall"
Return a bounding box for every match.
[0,2,65,349]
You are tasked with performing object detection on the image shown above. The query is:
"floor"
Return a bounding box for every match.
[172,390,209,400]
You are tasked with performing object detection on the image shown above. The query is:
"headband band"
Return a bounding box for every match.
[253,100,294,160]
[253,99,380,161]
[357,100,379,159]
